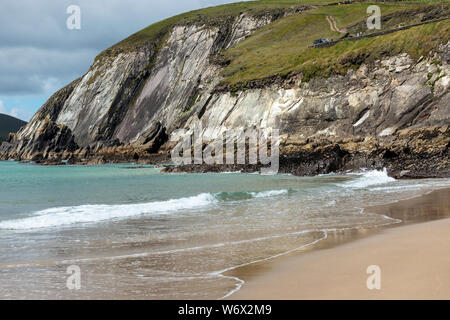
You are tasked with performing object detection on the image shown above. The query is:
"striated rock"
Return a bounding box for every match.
[0,10,286,162]
[0,7,448,178]
[0,79,80,161]
[166,125,449,179]
[1,120,78,162]
[134,121,168,153]
[86,156,107,165]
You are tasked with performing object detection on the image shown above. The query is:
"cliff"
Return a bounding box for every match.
[1,1,449,177]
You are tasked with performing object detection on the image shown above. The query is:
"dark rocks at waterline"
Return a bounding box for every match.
[163,126,450,179]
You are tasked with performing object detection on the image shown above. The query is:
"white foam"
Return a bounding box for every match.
[0,193,216,230]
[340,169,396,189]
[249,189,288,198]
[370,184,425,191]
[0,188,291,230]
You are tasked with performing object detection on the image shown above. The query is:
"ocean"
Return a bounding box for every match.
[0,160,449,299]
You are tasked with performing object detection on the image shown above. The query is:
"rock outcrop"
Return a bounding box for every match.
[1,4,449,178]
[163,43,450,178]
[1,8,291,164]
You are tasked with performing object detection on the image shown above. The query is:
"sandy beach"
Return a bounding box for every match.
[228,188,450,300]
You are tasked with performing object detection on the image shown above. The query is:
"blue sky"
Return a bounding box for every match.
[0,0,241,121]
[0,97,46,121]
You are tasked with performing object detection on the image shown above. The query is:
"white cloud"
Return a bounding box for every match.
[9,108,21,119]
[0,99,28,120]
[0,1,241,119]
[0,100,6,113]
[0,0,239,96]
[0,47,96,95]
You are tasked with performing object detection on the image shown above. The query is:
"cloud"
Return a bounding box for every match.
[9,108,21,119]
[0,99,31,121]
[0,47,96,95]
[0,0,240,98]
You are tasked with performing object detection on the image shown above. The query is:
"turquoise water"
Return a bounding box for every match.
[0,161,449,299]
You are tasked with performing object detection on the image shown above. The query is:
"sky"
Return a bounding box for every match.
[0,0,242,121]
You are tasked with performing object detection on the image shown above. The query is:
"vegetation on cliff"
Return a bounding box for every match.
[96,0,329,61]
[219,2,449,89]
[76,0,448,94]
[93,1,449,87]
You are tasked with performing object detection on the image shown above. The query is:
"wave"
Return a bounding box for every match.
[339,169,396,189]
[0,189,289,230]
[0,193,216,230]
[250,189,289,198]
[214,189,289,201]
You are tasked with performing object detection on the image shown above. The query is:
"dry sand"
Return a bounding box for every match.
[228,188,450,300]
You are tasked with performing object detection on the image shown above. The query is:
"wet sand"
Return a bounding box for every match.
[228,188,450,300]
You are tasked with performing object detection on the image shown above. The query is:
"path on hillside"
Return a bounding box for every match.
[326,15,347,34]
[312,16,449,48]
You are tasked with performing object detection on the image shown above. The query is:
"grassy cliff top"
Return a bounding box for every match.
[101,0,447,54]
[95,0,449,87]
[219,1,449,88]
[96,0,339,60]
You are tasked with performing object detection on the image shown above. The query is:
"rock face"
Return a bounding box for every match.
[0,9,288,164]
[194,51,450,141]
[164,125,450,179]
[163,43,450,178]
[1,79,80,161]
[1,7,449,178]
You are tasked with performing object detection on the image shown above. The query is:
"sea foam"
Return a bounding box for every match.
[249,189,288,198]
[0,189,289,230]
[0,193,216,230]
[339,169,396,189]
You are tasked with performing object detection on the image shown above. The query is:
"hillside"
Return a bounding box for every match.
[220,2,450,88]
[1,0,449,177]
[0,114,27,143]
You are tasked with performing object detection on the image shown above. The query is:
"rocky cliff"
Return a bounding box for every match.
[164,48,450,178]
[1,6,293,163]
[1,1,449,177]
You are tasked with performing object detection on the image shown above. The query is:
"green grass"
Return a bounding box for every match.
[96,0,339,61]
[302,21,449,80]
[91,0,449,89]
[403,0,449,2]
[219,2,450,88]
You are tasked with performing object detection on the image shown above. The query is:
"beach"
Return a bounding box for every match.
[228,188,450,300]
[1,161,449,299]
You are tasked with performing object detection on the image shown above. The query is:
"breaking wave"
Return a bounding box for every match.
[338,169,396,189]
[0,189,289,230]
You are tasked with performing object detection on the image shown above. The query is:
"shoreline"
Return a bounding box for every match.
[3,125,449,180]
[2,159,449,181]
[1,160,449,299]
[226,187,450,300]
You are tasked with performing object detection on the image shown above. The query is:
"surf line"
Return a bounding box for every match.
[214,212,405,300]
[0,229,322,269]
[214,229,329,300]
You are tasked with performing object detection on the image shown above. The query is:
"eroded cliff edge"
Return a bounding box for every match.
[1,2,449,178]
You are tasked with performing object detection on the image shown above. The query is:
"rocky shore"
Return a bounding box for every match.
[163,125,450,179]
[2,123,448,180]
[0,3,448,180]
